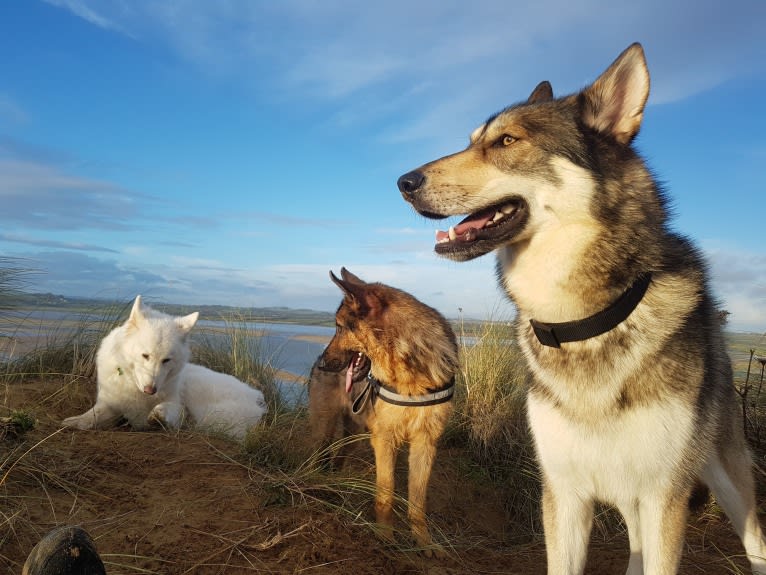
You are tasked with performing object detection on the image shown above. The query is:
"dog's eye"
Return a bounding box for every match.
[162,358,171,365]
[495,134,516,147]
[142,353,150,360]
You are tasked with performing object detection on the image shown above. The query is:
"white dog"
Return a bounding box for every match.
[63,295,267,440]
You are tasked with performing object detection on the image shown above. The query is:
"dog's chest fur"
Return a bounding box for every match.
[515,269,709,499]
[527,390,696,503]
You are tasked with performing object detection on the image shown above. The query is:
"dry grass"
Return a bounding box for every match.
[1,289,764,572]
[449,315,542,537]
[1,302,129,386]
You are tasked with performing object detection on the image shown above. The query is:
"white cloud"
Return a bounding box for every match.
[705,246,766,332]
[44,0,766,110]
[0,233,118,253]
[43,0,131,35]
[0,158,143,231]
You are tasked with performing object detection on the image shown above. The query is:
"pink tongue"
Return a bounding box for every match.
[345,364,354,393]
[436,208,495,241]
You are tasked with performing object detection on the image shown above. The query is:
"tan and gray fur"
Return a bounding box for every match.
[398,43,766,574]
[318,268,458,557]
[307,354,369,465]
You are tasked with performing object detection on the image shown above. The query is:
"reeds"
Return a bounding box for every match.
[451,315,543,538]
[192,313,282,414]
[1,285,763,571]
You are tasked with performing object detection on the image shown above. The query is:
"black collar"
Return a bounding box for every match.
[529,273,652,348]
[352,372,455,414]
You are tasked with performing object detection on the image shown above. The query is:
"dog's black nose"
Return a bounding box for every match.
[397,171,425,199]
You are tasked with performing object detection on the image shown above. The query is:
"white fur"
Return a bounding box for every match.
[528,394,700,575]
[181,363,267,439]
[62,295,267,441]
[528,395,694,508]
[499,158,601,321]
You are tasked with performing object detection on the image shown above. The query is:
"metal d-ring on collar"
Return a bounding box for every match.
[351,371,455,415]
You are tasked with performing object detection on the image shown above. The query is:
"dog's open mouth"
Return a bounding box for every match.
[345,352,371,393]
[432,198,528,261]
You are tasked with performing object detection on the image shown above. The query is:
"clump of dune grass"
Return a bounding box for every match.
[1,301,130,387]
[450,313,542,537]
[243,407,311,472]
[453,317,529,459]
[0,257,38,313]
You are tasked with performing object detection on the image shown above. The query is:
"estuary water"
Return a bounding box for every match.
[195,319,334,380]
[0,310,334,404]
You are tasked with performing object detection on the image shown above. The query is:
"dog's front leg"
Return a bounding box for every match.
[541,482,594,575]
[408,434,444,558]
[634,491,688,575]
[619,500,644,575]
[370,431,397,543]
[62,403,120,430]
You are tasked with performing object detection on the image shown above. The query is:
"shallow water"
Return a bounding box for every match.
[1,311,333,403]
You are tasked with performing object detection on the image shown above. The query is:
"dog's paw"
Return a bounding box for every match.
[148,402,182,429]
[61,415,92,430]
[421,542,447,559]
[412,526,447,559]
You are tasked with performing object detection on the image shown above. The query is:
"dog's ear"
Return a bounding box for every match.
[580,42,649,145]
[340,267,366,286]
[330,270,351,296]
[128,295,145,327]
[176,311,199,334]
[359,287,386,320]
[469,122,486,144]
[527,81,553,104]
[329,271,385,318]
[330,271,361,308]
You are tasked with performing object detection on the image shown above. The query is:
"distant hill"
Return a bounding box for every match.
[1,292,337,327]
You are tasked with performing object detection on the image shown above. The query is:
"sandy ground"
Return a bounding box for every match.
[2,375,763,575]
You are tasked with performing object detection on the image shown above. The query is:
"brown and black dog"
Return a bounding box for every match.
[317,268,458,556]
[307,353,369,466]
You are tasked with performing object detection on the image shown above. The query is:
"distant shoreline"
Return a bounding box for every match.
[291,334,331,345]
[0,314,334,385]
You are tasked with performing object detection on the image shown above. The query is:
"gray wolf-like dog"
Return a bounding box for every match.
[317,268,458,557]
[63,295,267,441]
[398,42,766,574]
[307,353,369,466]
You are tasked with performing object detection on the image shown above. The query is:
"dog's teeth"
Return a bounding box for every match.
[500,204,517,215]
[492,211,504,222]
[448,226,457,241]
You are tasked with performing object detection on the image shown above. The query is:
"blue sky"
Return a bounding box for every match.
[1,1,765,332]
